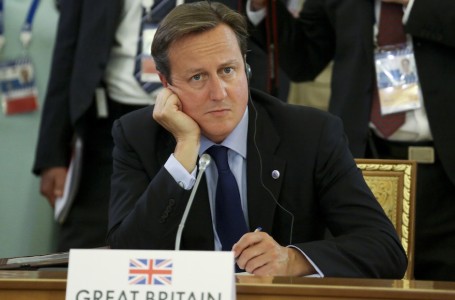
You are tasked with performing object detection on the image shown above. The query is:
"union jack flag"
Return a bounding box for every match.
[128,258,173,285]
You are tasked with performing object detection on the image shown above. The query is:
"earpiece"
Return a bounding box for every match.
[245,62,252,81]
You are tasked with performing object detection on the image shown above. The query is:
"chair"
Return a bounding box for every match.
[355,159,416,280]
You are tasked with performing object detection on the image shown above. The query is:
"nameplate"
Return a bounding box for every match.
[66,249,235,300]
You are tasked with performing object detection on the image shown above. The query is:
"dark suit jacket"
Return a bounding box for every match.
[33,0,123,173]
[108,88,406,278]
[269,0,455,185]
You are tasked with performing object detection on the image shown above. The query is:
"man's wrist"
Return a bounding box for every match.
[174,138,200,173]
[287,247,316,276]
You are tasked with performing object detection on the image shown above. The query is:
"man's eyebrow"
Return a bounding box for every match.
[220,59,240,67]
[181,67,205,76]
[181,59,241,76]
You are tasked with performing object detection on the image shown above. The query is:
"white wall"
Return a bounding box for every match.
[0,0,59,258]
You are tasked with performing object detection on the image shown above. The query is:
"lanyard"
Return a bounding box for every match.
[0,0,41,52]
[0,0,4,50]
[21,0,41,47]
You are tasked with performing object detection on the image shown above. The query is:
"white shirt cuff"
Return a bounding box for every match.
[164,154,196,190]
[288,245,324,278]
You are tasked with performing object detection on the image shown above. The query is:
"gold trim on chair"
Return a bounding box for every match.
[355,159,417,280]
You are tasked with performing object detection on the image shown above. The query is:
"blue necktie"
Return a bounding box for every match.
[206,146,248,251]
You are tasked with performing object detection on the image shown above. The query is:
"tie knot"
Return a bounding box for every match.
[206,146,230,173]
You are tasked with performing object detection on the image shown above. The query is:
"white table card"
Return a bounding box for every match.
[66,249,235,300]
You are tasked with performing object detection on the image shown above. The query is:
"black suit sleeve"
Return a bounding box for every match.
[107,119,191,249]
[295,115,407,278]
[32,0,84,174]
[268,0,335,82]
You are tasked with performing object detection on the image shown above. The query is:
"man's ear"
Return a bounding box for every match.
[158,73,169,87]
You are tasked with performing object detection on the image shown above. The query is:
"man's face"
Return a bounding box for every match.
[163,24,249,143]
[401,59,410,72]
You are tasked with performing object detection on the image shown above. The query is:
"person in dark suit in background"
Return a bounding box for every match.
[34,0,132,252]
[108,2,406,277]
[247,0,455,280]
[32,0,288,252]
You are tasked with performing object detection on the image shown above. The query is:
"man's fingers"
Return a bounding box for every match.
[233,231,272,269]
[40,167,68,207]
[233,231,265,258]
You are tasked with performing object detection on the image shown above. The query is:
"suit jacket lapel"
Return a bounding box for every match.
[246,100,286,234]
[186,174,215,250]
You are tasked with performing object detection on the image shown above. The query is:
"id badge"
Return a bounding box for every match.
[139,25,160,83]
[0,57,38,115]
[374,43,422,115]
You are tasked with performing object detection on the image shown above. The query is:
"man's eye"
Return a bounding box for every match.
[223,67,233,74]
[192,74,202,81]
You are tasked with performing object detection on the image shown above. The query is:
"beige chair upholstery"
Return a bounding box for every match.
[355,159,416,280]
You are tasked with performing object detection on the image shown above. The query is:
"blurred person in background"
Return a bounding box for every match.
[247,0,455,281]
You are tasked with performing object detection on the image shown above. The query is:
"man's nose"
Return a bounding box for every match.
[209,76,228,101]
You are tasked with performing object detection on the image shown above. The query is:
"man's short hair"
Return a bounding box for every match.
[151,1,249,82]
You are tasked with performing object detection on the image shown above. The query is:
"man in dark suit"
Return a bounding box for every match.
[108,2,406,277]
[248,0,455,280]
[32,0,288,252]
[33,0,127,251]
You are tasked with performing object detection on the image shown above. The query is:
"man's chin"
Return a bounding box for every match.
[201,128,231,144]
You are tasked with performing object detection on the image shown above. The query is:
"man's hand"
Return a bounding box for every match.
[40,167,68,207]
[153,87,200,172]
[250,0,267,12]
[232,231,316,276]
